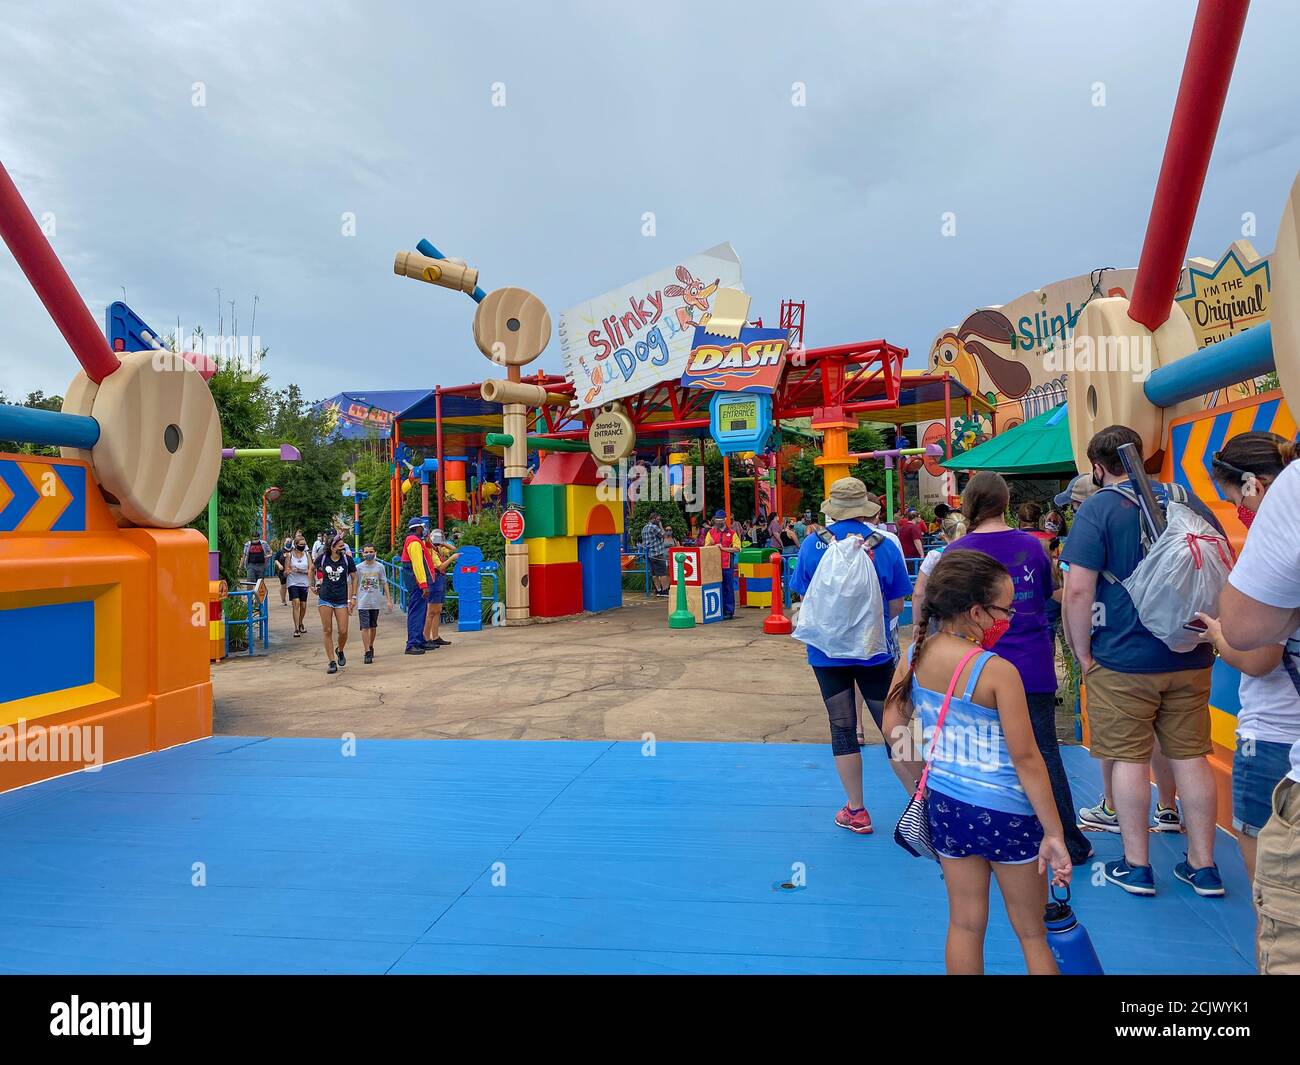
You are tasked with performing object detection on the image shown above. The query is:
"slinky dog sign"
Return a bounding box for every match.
[558,243,743,411]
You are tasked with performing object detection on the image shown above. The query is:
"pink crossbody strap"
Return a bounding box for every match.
[915,646,984,794]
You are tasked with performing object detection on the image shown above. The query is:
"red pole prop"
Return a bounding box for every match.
[1128,0,1250,331]
[764,552,793,635]
[0,158,121,384]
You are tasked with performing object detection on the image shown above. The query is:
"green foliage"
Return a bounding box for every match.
[449,516,505,567]
[627,498,689,548]
[188,364,273,585]
[0,390,64,456]
[264,384,350,544]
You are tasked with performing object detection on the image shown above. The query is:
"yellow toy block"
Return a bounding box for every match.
[564,485,599,535]
[564,486,626,536]
[527,535,578,566]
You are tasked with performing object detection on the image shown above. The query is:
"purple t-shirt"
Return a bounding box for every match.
[946,529,1056,693]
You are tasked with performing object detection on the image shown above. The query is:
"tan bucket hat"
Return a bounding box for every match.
[821,476,881,522]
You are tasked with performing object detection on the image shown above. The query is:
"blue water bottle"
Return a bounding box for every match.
[1043,884,1104,975]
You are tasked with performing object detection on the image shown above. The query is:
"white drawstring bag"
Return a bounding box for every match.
[1102,486,1234,654]
[792,534,889,660]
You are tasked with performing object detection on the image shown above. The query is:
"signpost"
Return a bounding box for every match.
[500,508,525,542]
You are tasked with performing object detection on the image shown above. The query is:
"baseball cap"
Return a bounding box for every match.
[1054,474,1097,508]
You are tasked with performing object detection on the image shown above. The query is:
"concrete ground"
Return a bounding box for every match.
[213,593,834,743]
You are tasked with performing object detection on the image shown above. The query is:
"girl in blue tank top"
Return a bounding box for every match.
[883,549,1072,975]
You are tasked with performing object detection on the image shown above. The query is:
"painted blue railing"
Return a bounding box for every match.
[224,588,269,656]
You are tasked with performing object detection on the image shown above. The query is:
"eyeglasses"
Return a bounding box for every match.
[984,603,1016,620]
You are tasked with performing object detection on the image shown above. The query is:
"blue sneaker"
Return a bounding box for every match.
[1104,858,1156,896]
[1173,859,1225,898]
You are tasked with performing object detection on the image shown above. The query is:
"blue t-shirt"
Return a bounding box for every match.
[789,519,912,668]
[1059,481,1221,674]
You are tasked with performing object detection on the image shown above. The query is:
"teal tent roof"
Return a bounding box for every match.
[940,403,1076,476]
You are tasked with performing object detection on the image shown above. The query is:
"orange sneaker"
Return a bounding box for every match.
[835,805,873,834]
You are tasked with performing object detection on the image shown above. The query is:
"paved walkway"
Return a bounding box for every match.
[215,595,830,743]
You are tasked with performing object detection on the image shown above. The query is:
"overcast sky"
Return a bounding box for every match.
[2,0,1298,402]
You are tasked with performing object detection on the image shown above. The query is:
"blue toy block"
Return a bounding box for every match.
[701,581,723,624]
[452,545,486,632]
[577,534,622,613]
[743,576,772,594]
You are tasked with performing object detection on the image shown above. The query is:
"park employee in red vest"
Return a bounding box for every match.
[704,509,741,619]
[401,516,432,656]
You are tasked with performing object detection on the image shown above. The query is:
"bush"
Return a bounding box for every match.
[450,516,505,567]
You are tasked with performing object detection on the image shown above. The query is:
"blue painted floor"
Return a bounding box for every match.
[0,738,1257,974]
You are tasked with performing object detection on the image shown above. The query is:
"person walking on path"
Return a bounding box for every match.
[354,543,393,665]
[313,533,357,675]
[285,535,311,637]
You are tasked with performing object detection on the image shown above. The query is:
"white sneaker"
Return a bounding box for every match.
[1078,796,1120,833]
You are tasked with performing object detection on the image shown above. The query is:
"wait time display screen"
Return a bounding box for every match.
[718,399,758,432]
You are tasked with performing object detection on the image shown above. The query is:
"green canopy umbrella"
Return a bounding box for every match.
[940,403,1076,476]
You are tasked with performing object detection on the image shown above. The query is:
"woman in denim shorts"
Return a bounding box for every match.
[1200,432,1300,880]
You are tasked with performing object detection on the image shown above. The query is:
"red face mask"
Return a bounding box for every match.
[981,616,1012,649]
[1237,504,1256,529]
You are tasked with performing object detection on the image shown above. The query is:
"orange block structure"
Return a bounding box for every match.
[0,453,213,791]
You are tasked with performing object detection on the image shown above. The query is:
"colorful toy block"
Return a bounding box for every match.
[527,535,578,566]
[577,534,622,613]
[563,484,599,537]
[742,574,772,608]
[528,560,583,618]
[668,544,722,587]
[522,482,568,538]
[533,451,602,486]
[666,580,723,624]
[562,484,625,537]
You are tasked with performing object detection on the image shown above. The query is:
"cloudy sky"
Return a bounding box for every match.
[2,0,1297,402]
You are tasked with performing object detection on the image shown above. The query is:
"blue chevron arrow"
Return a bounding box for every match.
[0,459,40,531]
[51,463,86,531]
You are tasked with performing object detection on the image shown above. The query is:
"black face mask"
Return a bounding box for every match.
[1090,466,1104,489]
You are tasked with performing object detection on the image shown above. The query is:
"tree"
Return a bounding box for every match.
[0,390,64,456]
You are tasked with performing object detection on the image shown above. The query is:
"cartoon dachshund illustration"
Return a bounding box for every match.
[664,265,720,332]
[930,308,1034,424]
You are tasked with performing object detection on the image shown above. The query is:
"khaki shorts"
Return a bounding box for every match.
[1083,663,1211,762]
[1254,776,1300,975]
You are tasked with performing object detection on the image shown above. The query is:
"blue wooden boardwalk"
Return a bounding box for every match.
[0,737,1257,974]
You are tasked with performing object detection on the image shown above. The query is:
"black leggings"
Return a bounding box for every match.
[812,662,896,755]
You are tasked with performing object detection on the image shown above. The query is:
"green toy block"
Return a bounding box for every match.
[522,483,568,538]
[739,546,774,567]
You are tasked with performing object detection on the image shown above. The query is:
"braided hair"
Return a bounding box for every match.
[886,549,1010,713]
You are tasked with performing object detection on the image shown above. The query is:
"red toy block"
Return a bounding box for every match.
[528,560,584,617]
[532,452,602,487]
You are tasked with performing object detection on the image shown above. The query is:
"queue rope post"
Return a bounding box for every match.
[669,553,695,629]
[763,552,793,635]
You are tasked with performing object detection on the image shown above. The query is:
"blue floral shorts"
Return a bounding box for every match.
[927,788,1043,864]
